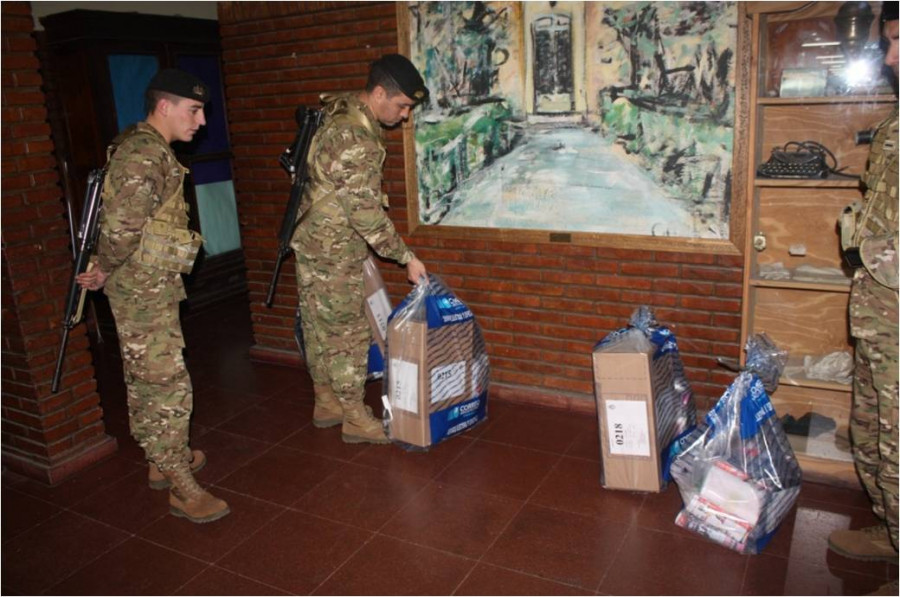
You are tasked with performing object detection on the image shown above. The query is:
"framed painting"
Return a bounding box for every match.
[397,1,750,254]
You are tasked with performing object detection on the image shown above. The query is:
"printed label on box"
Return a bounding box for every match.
[605,399,651,457]
[366,289,391,341]
[390,358,419,413]
[430,361,466,404]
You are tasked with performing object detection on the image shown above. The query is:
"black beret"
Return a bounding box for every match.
[147,68,210,103]
[373,54,429,102]
[882,1,898,23]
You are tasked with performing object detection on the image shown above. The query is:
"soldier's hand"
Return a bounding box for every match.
[76,266,109,291]
[405,257,426,284]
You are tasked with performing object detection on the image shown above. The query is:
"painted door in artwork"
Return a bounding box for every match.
[532,14,574,113]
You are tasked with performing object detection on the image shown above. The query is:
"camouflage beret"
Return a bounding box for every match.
[372,54,429,102]
[147,68,210,103]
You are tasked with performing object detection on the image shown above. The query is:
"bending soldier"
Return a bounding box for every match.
[76,69,229,523]
[291,54,429,443]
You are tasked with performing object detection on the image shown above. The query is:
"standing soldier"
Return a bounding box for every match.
[828,4,898,593]
[291,54,428,443]
[76,69,229,523]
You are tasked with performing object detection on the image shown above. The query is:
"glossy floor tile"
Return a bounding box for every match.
[2,295,897,595]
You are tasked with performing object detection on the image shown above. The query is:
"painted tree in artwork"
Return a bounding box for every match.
[601,1,734,122]
[410,1,510,110]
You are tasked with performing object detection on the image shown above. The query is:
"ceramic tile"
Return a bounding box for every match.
[174,566,291,596]
[70,467,170,533]
[483,504,629,590]
[291,461,428,530]
[1,488,61,542]
[478,403,593,453]
[216,445,339,505]
[599,526,748,596]
[311,534,475,595]
[218,509,372,595]
[0,511,128,595]
[184,428,274,485]
[138,488,286,563]
[531,456,646,523]
[216,394,313,443]
[47,537,203,595]
[351,433,475,480]
[381,482,523,558]
[436,440,559,500]
[455,563,593,595]
[742,553,887,596]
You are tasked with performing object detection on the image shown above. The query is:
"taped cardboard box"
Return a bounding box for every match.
[593,341,662,492]
[385,276,488,448]
[592,309,696,493]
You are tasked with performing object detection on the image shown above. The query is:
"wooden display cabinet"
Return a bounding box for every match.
[741,2,895,487]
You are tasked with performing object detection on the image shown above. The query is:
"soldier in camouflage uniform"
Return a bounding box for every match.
[76,69,229,523]
[828,6,899,587]
[291,55,428,443]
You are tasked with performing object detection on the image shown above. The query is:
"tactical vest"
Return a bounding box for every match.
[853,109,899,248]
[106,126,203,274]
[301,93,389,222]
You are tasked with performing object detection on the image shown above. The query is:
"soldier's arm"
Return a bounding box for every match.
[94,140,167,273]
[330,127,415,264]
[860,231,899,290]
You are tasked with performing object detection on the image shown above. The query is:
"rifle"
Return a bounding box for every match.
[51,167,106,393]
[265,105,322,307]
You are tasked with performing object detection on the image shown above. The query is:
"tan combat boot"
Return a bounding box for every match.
[828,525,898,561]
[340,398,390,444]
[164,463,230,524]
[148,449,207,490]
[313,384,343,428]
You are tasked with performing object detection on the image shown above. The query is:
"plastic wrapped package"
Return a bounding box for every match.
[669,335,801,554]
[592,307,698,492]
[362,255,392,381]
[381,274,489,449]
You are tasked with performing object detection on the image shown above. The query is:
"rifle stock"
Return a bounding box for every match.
[51,168,105,393]
[265,106,322,307]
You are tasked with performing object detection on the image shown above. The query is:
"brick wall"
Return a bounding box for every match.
[218,0,745,413]
[1,1,115,483]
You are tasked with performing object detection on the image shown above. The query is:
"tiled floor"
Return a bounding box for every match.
[2,295,898,595]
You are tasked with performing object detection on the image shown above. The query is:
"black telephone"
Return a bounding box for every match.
[756,141,854,180]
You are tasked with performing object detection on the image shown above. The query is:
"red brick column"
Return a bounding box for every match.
[1,1,116,484]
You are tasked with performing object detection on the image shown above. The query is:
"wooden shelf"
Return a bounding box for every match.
[754,177,861,188]
[758,95,896,106]
[780,374,851,392]
[750,278,851,293]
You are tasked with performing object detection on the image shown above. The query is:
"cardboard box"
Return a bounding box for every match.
[592,333,663,492]
[387,317,485,447]
[362,255,391,356]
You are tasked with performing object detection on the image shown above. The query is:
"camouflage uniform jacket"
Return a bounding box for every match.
[290,92,415,266]
[854,108,899,291]
[96,122,190,303]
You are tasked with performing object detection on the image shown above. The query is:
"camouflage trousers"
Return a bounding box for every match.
[849,270,899,550]
[295,254,370,404]
[106,268,192,472]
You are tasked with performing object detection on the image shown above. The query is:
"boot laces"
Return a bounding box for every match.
[168,464,204,500]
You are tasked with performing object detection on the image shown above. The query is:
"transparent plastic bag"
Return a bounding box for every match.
[669,340,801,554]
[381,274,489,450]
[743,333,788,394]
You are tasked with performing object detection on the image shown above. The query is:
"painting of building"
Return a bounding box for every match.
[405,1,738,240]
